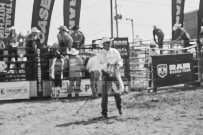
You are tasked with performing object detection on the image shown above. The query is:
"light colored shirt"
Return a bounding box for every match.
[68,55,84,77]
[98,48,123,72]
[57,32,73,46]
[86,55,103,72]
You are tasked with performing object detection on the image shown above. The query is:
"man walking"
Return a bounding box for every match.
[98,37,124,118]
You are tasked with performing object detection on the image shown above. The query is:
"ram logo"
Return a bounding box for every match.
[157,64,168,78]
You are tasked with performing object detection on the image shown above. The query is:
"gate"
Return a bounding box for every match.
[130,40,202,92]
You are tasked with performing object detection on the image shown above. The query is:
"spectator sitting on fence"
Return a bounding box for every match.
[172,23,190,52]
[25,27,41,80]
[17,32,26,47]
[57,26,73,54]
[6,26,19,69]
[67,48,84,99]
[25,27,41,49]
[50,50,65,101]
[0,33,5,61]
[70,25,85,52]
[86,50,102,98]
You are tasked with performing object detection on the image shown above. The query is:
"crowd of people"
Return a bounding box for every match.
[0,22,192,118]
[153,23,191,51]
[49,37,124,118]
[0,25,125,118]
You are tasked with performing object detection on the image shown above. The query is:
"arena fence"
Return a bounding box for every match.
[130,40,202,91]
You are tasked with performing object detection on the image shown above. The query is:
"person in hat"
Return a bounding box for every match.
[6,26,20,69]
[25,27,41,49]
[0,33,5,61]
[70,25,85,52]
[97,37,124,118]
[86,50,102,98]
[153,25,164,54]
[172,23,190,52]
[57,25,73,54]
[66,48,84,99]
[49,50,65,101]
[24,27,41,80]
[145,42,158,92]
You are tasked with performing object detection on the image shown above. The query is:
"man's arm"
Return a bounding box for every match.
[65,34,73,49]
[114,49,123,67]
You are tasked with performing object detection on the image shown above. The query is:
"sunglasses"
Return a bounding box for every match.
[103,42,111,47]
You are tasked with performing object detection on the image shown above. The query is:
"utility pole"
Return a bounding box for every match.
[115,0,118,38]
[126,18,135,44]
[110,0,113,38]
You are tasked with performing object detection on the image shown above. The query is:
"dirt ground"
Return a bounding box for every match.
[1,87,203,135]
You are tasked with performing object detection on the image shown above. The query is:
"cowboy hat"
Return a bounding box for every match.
[71,25,80,30]
[173,23,181,31]
[58,25,69,32]
[68,48,79,55]
[98,37,114,48]
[31,27,41,33]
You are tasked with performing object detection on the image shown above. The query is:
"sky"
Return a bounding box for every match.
[14,0,200,45]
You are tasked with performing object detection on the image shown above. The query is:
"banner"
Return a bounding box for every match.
[0,81,30,100]
[152,54,194,87]
[31,0,55,46]
[113,38,130,79]
[172,0,185,39]
[0,0,16,38]
[64,0,81,30]
[198,0,203,38]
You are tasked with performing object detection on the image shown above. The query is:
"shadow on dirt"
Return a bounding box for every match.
[55,115,140,127]
[55,116,118,127]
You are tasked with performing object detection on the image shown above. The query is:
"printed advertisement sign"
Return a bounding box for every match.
[112,38,129,80]
[31,0,55,46]
[171,0,185,39]
[64,0,81,30]
[0,81,30,100]
[152,54,194,87]
[0,0,16,38]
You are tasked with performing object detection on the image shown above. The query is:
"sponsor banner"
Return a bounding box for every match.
[152,54,194,87]
[64,0,81,30]
[198,0,203,37]
[31,0,55,46]
[0,81,30,100]
[112,38,129,80]
[113,37,129,57]
[171,0,185,39]
[0,0,16,38]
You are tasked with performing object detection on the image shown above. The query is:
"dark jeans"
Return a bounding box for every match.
[101,71,122,116]
[53,71,62,87]
[0,50,3,61]
[158,35,164,54]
